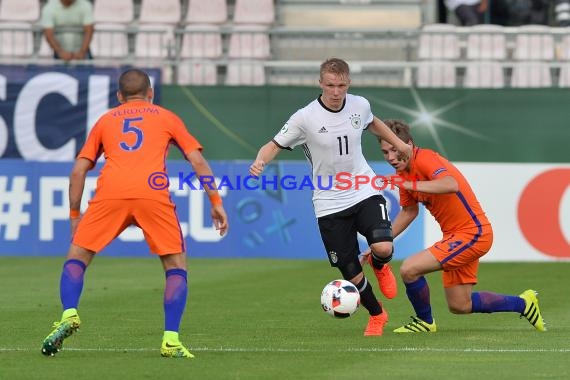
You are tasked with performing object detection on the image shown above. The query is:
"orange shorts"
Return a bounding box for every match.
[428,224,493,288]
[73,199,185,255]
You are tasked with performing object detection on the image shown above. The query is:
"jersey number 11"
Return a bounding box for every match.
[337,135,349,156]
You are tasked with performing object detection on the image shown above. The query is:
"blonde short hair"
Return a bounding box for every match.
[320,58,350,80]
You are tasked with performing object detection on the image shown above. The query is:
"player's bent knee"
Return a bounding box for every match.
[399,261,419,282]
[399,260,409,275]
[369,242,393,260]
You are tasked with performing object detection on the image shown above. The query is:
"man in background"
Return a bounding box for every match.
[444,0,488,25]
[41,0,94,61]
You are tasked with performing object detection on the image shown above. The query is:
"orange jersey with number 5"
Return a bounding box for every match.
[78,101,202,202]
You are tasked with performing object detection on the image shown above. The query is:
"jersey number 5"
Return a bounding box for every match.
[120,117,144,151]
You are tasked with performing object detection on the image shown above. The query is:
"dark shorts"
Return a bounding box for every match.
[317,194,393,268]
[455,4,483,26]
[54,49,93,60]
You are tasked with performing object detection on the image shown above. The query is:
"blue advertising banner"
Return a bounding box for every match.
[0,65,161,160]
[0,160,424,259]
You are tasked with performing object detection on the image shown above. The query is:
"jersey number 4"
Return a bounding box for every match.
[120,117,144,151]
[447,240,463,252]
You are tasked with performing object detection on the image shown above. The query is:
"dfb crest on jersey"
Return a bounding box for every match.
[350,114,362,129]
[280,124,289,134]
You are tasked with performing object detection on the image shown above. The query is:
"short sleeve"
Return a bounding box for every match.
[415,150,450,180]
[272,110,306,150]
[78,121,103,162]
[40,4,55,28]
[168,112,203,156]
[362,97,374,128]
[81,0,94,25]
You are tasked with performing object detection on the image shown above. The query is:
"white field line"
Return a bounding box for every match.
[1,347,570,353]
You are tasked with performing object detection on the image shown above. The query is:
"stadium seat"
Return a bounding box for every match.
[511,62,552,88]
[0,22,34,57]
[416,61,456,88]
[418,24,460,60]
[228,25,271,58]
[466,24,507,61]
[138,0,181,24]
[185,0,227,24]
[225,62,266,85]
[179,24,222,58]
[136,0,179,62]
[177,61,218,85]
[91,24,130,58]
[148,64,174,85]
[0,0,40,22]
[0,0,39,57]
[268,71,316,86]
[93,0,134,24]
[134,24,175,58]
[233,0,275,24]
[513,25,555,61]
[464,61,505,88]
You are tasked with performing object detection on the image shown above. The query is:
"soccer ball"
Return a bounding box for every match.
[320,279,360,318]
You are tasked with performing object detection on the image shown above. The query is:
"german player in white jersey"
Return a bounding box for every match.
[249,58,411,336]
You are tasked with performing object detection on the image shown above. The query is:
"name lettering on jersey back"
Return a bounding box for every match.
[111,107,159,117]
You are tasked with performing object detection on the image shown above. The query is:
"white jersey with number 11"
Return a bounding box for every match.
[273,94,379,218]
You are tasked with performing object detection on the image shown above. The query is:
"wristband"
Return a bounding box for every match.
[70,209,81,219]
[208,193,222,206]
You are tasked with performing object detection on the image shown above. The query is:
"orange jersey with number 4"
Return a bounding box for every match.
[397,147,490,233]
[78,101,202,202]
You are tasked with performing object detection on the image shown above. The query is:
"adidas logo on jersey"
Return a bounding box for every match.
[318,126,328,133]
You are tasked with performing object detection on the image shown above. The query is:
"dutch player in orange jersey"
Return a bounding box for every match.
[367,119,545,333]
[41,69,228,358]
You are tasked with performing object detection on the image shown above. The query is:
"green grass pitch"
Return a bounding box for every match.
[0,257,568,380]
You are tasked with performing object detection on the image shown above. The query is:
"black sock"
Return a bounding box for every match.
[355,277,381,316]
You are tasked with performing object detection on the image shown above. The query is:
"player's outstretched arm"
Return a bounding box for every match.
[185,149,228,236]
[369,117,412,161]
[249,141,281,176]
[410,176,459,194]
[392,204,419,238]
